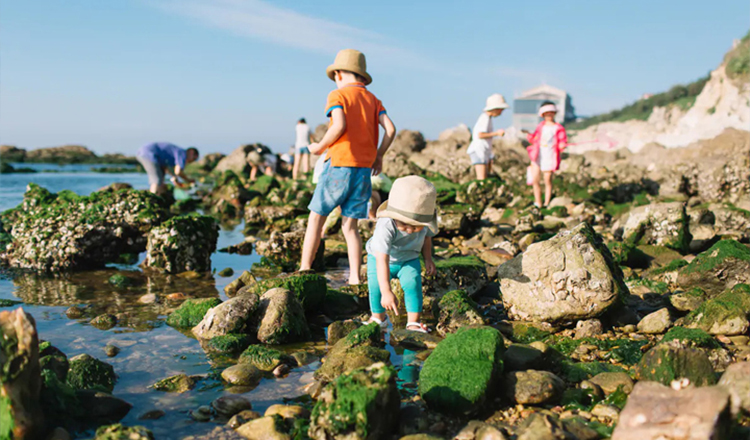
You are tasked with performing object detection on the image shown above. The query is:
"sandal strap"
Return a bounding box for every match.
[405,322,429,333]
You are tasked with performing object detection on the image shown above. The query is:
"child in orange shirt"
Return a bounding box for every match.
[300,49,397,285]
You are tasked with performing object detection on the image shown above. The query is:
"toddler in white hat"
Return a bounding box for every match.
[364,176,438,333]
[466,93,508,180]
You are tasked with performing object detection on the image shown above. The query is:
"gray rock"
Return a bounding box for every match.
[589,372,634,395]
[192,293,260,340]
[621,202,691,252]
[503,343,554,372]
[212,395,252,418]
[236,415,291,440]
[637,308,672,334]
[145,215,219,273]
[503,370,565,405]
[575,319,603,339]
[516,413,570,440]
[454,421,508,440]
[612,381,731,440]
[327,320,362,345]
[390,329,442,350]
[498,223,627,322]
[255,288,310,345]
[718,361,750,415]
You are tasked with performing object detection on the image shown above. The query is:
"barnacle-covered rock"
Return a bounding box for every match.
[145,215,218,273]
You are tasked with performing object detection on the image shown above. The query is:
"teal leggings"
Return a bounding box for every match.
[367,255,422,314]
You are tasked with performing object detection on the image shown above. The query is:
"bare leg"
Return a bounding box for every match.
[544,171,554,207]
[292,153,301,179]
[149,183,159,194]
[487,160,493,178]
[406,312,421,325]
[369,192,381,220]
[250,165,258,181]
[301,153,310,174]
[341,216,362,285]
[531,163,542,207]
[474,164,487,180]
[300,211,327,271]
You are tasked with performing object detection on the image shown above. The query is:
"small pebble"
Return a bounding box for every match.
[167,293,187,301]
[138,293,157,304]
[103,344,120,357]
[191,405,213,422]
[217,268,234,277]
[65,306,85,319]
[273,364,290,378]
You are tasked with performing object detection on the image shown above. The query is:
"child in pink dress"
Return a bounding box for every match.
[523,101,568,207]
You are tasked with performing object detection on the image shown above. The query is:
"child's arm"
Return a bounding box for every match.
[558,126,568,151]
[476,129,504,139]
[422,236,436,276]
[375,252,399,315]
[372,113,396,176]
[308,108,346,155]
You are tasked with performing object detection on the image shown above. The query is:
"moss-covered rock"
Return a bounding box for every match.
[0,184,168,271]
[67,353,116,393]
[499,223,627,322]
[323,289,363,319]
[669,287,707,312]
[239,345,292,372]
[244,273,327,313]
[166,297,222,328]
[107,273,132,288]
[0,308,44,438]
[249,175,281,196]
[255,229,324,272]
[204,334,253,355]
[558,361,627,383]
[152,374,197,393]
[418,326,504,415]
[681,284,750,335]
[255,288,310,345]
[607,241,650,269]
[435,290,485,337]
[192,293,259,340]
[659,326,719,349]
[145,215,219,273]
[426,256,489,298]
[635,341,716,386]
[309,363,399,440]
[94,424,154,440]
[437,203,482,237]
[677,240,750,295]
[622,202,692,253]
[456,178,508,208]
[40,369,84,426]
[327,320,363,345]
[315,323,388,382]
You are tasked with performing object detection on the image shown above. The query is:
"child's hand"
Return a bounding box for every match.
[424,259,436,277]
[495,129,505,137]
[381,291,399,316]
[308,143,323,155]
[371,155,383,176]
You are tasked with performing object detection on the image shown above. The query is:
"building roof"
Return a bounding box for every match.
[517,84,567,100]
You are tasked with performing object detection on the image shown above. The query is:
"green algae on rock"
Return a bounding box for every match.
[456,178,508,208]
[635,341,716,386]
[418,326,504,415]
[152,374,197,393]
[94,423,154,440]
[255,288,310,345]
[145,215,219,273]
[243,273,327,313]
[204,334,253,355]
[681,284,750,335]
[0,184,168,271]
[67,353,117,393]
[315,322,389,382]
[0,308,44,439]
[309,363,399,440]
[107,273,132,288]
[659,326,720,349]
[607,241,650,269]
[426,255,489,298]
[435,290,485,337]
[166,298,222,328]
[239,345,292,371]
[677,239,750,295]
[621,202,692,252]
[192,293,260,340]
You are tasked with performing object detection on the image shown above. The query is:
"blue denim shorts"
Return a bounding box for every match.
[308,159,372,219]
[296,146,310,155]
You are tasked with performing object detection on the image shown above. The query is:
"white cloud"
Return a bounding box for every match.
[157,0,440,71]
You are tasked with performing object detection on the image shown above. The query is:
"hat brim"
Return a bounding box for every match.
[483,103,509,112]
[376,201,438,235]
[326,64,372,85]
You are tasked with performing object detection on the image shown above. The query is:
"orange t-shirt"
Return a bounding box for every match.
[324,83,386,168]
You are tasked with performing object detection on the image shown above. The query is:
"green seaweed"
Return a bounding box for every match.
[438,290,477,315]
[418,326,504,415]
[559,361,627,383]
[248,273,327,312]
[510,324,552,344]
[207,334,252,354]
[67,353,117,393]
[434,255,485,270]
[635,343,716,386]
[165,298,222,328]
[239,345,289,371]
[660,326,719,349]
[681,284,750,333]
[680,240,750,275]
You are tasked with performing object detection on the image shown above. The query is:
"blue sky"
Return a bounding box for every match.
[1,0,748,155]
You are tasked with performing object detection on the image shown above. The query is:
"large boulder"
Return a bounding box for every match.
[418,326,504,415]
[255,288,310,345]
[309,363,399,440]
[0,308,44,439]
[145,215,218,273]
[635,341,716,387]
[67,353,117,393]
[0,184,168,271]
[315,323,388,382]
[621,202,691,252]
[681,284,750,335]
[612,381,731,440]
[498,223,627,322]
[192,293,260,340]
[239,273,327,313]
[677,240,750,296]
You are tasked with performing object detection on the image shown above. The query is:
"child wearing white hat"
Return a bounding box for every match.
[466,94,508,180]
[365,176,438,333]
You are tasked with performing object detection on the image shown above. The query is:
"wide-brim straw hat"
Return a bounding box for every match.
[538,103,558,116]
[376,176,438,234]
[484,93,509,111]
[326,49,372,85]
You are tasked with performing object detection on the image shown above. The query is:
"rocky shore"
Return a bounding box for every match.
[1,144,138,165]
[1,116,749,439]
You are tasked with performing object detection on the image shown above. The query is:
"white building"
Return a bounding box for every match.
[512,84,576,132]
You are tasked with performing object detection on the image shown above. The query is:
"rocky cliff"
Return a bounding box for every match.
[569,33,750,153]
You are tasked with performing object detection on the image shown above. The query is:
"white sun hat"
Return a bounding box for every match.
[376,176,438,234]
[483,93,509,111]
[538,103,558,116]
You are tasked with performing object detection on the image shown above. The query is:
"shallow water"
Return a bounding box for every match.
[0,170,410,438]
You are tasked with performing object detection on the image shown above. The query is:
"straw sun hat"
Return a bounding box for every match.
[483,93,509,112]
[376,176,438,234]
[326,49,372,85]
